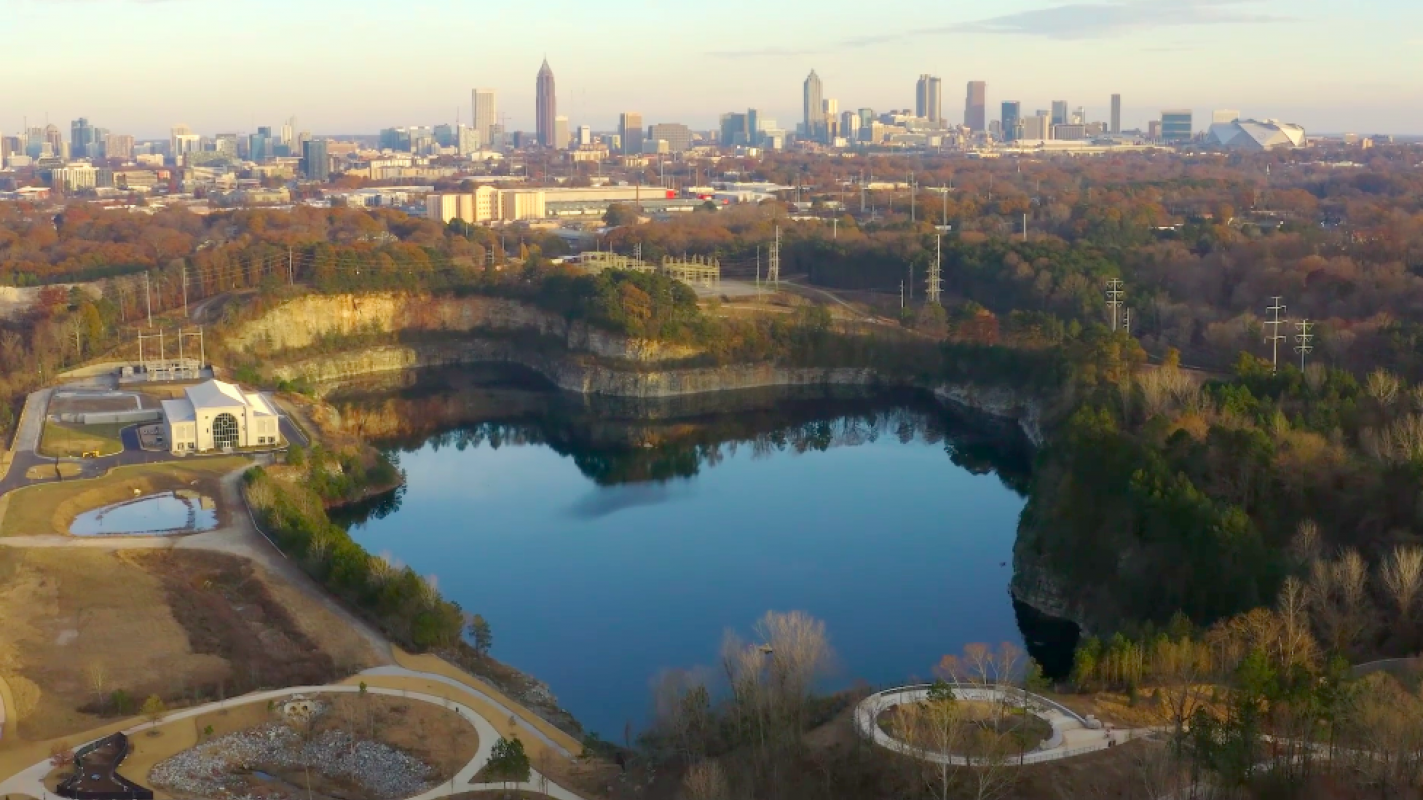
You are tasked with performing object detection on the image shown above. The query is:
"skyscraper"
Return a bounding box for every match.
[916,75,942,123]
[803,70,824,142]
[70,118,95,159]
[473,89,497,147]
[249,127,273,162]
[1051,101,1069,126]
[964,81,986,132]
[1110,94,1122,134]
[301,139,330,181]
[1161,110,1193,143]
[553,116,569,150]
[535,59,556,148]
[1001,102,1022,142]
[619,112,644,155]
[720,112,749,146]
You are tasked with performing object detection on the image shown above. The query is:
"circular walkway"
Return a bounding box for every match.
[855,684,1145,766]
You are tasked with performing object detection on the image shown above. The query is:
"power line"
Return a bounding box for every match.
[1106,278,1124,331]
[1264,296,1287,372]
[1295,319,1314,371]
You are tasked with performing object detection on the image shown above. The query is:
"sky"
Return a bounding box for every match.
[5,0,1423,138]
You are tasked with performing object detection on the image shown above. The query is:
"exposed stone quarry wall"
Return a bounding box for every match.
[227,293,700,363]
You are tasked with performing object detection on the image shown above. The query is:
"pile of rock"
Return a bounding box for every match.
[150,722,433,799]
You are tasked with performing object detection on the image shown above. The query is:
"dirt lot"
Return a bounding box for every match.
[0,456,247,536]
[0,548,379,743]
[38,421,129,458]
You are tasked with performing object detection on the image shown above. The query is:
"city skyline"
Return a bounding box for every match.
[5,0,1423,136]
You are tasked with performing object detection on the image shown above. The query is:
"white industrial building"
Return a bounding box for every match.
[161,380,282,453]
[1206,119,1307,151]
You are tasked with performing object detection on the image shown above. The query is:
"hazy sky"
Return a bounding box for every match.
[6,0,1422,138]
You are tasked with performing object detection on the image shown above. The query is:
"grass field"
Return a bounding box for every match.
[0,547,381,744]
[0,456,249,537]
[23,462,83,480]
[37,421,129,458]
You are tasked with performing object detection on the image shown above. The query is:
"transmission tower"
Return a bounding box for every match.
[1106,278,1124,331]
[1264,296,1287,372]
[926,234,943,304]
[767,225,780,287]
[1295,319,1314,371]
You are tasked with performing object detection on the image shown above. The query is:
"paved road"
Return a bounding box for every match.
[0,670,586,800]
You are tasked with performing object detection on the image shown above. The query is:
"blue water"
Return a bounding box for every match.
[346,416,1027,738]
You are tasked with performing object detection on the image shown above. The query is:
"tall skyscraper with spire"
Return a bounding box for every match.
[803,70,824,142]
[536,59,556,148]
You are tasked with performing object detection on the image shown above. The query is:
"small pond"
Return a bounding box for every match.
[69,490,218,536]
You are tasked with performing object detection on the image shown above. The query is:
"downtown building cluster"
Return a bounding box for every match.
[2,58,1329,214]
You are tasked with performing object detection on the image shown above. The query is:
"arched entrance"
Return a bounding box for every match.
[212,413,240,450]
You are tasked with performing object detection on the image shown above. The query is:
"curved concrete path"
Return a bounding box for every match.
[0,667,585,800]
[856,685,1148,766]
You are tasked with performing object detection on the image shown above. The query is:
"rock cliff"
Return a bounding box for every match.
[228,292,701,363]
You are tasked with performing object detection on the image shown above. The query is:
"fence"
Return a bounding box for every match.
[56,733,154,800]
[855,683,1132,767]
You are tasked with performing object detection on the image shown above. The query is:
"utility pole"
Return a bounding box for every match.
[144,271,152,327]
[1295,319,1314,371]
[755,246,761,301]
[768,225,781,287]
[927,234,943,304]
[180,265,188,319]
[1124,308,1131,335]
[907,263,913,301]
[832,217,838,240]
[900,280,905,310]
[909,172,915,224]
[1264,296,1287,372]
[1022,212,1028,242]
[288,247,294,286]
[1106,278,1124,331]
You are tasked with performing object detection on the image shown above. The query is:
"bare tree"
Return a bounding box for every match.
[681,759,730,800]
[892,692,967,800]
[753,610,833,735]
[85,660,109,710]
[1380,545,1423,623]
[1290,519,1321,566]
[1367,369,1402,408]
[1274,576,1318,669]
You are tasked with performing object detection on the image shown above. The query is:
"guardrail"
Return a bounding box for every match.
[855,683,1131,767]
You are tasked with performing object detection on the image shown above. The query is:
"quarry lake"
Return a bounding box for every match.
[334,368,1043,738]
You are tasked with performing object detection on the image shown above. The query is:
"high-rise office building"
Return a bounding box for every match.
[916,75,943,123]
[301,139,330,181]
[964,81,987,132]
[803,70,824,141]
[577,125,592,147]
[1051,101,1069,126]
[553,116,569,150]
[1161,110,1193,142]
[747,109,761,146]
[720,112,749,146]
[214,133,239,158]
[647,123,692,153]
[473,89,497,147]
[1001,102,1022,142]
[249,127,273,162]
[535,59,556,148]
[281,118,295,147]
[822,98,839,139]
[619,112,644,155]
[105,134,134,161]
[170,124,200,163]
[1110,94,1122,134]
[70,118,96,159]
